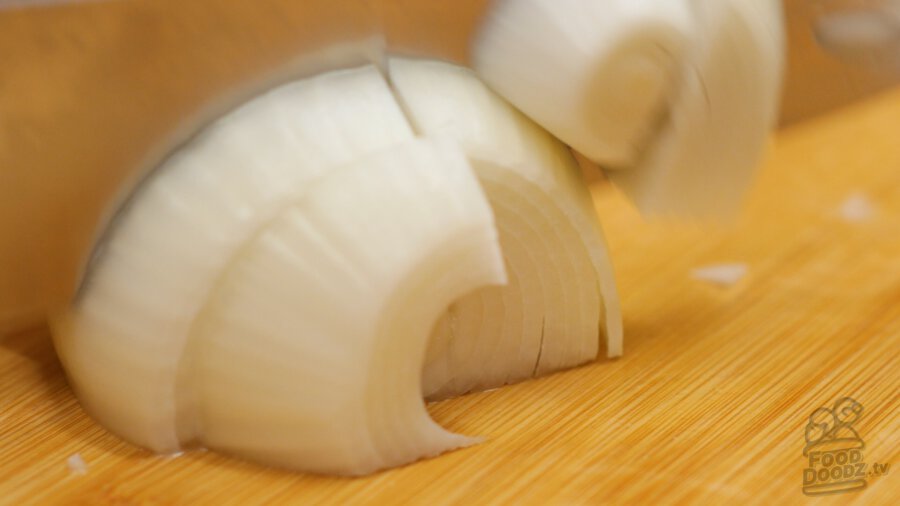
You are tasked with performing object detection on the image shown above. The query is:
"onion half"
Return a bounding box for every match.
[53,58,622,474]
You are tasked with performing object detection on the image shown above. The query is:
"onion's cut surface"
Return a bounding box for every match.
[388,57,622,400]
[472,0,693,168]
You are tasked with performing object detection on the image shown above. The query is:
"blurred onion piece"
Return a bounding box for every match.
[474,0,786,218]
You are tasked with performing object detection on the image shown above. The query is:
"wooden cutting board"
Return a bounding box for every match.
[2,89,899,506]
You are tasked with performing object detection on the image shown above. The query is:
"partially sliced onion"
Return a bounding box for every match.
[387,57,622,400]
[53,65,416,453]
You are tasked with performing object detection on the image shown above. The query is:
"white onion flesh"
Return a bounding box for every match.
[188,138,505,475]
[54,65,415,453]
[387,58,621,399]
[838,192,875,223]
[53,59,621,474]
[690,263,748,287]
[473,0,785,217]
[611,0,786,217]
[472,0,693,167]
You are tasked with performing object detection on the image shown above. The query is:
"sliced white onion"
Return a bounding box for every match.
[387,57,622,399]
[52,57,623,474]
[473,0,786,217]
[188,138,505,475]
[53,65,416,453]
[472,0,694,167]
[611,0,785,217]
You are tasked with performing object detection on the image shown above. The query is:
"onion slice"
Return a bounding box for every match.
[611,0,786,217]
[187,138,505,475]
[53,65,417,453]
[387,57,622,400]
[472,0,785,218]
[471,0,693,167]
[52,57,624,474]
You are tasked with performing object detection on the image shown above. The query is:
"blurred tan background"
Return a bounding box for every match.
[781,0,900,123]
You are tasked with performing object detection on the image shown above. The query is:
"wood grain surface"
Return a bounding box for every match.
[2,87,899,506]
